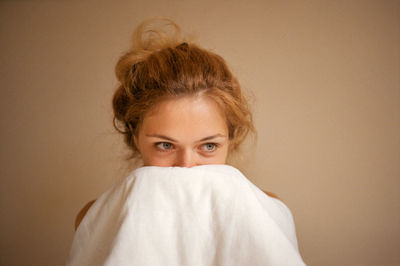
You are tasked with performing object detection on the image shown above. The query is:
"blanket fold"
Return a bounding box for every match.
[67,165,305,266]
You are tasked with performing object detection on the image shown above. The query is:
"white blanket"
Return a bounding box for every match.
[67,165,305,266]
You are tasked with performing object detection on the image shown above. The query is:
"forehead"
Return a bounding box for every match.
[140,96,228,139]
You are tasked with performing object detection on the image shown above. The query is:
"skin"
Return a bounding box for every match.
[74,95,279,230]
[134,96,230,167]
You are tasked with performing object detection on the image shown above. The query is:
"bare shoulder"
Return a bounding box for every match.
[74,199,96,230]
[262,190,280,200]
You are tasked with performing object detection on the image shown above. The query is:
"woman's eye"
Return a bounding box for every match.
[201,143,218,152]
[155,142,174,151]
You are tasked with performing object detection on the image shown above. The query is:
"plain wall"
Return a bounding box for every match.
[0,0,399,265]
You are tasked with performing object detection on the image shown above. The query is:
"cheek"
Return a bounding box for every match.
[141,149,175,167]
[219,148,229,164]
[198,146,229,165]
[144,158,174,167]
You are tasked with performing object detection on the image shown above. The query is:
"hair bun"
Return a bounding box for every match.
[112,18,254,160]
[115,18,184,88]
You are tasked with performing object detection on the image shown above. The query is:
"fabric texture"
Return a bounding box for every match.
[67,165,306,266]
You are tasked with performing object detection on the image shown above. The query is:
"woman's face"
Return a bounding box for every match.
[134,96,229,167]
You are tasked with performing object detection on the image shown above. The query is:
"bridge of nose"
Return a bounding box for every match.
[174,147,197,167]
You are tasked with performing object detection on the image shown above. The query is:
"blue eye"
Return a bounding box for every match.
[202,143,217,152]
[155,142,174,151]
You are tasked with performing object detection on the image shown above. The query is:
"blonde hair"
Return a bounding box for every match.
[113,18,254,159]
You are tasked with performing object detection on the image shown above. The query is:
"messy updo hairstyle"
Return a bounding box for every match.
[112,18,254,159]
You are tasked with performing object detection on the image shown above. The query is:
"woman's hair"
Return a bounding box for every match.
[112,18,254,159]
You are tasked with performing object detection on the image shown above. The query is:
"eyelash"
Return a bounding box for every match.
[155,142,174,151]
[154,142,219,153]
[200,143,219,152]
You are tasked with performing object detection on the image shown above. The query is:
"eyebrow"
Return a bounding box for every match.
[197,134,227,142]
[145,134,227,143]
[145,134,177,142]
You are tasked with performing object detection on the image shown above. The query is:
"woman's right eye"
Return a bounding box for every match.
[155,142,174,151]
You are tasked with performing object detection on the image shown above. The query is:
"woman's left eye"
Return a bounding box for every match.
[200,143,218,152]
[155,142,174,151]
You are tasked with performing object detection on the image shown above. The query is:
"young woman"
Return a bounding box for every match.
[75,18,276,227]
[69,18,305,266]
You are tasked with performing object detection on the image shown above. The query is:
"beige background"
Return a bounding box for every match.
[0,0,399,265]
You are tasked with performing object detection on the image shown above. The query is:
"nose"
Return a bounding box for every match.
[174,149,196,167]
